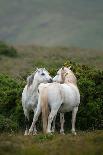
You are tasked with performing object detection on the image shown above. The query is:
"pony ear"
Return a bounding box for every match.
[68,66,71,70]
[36,68,39,72]
[62,66,64,70]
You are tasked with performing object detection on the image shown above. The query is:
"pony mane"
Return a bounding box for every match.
[61,68,77,85]
[27,74,34,87]
[26,68,48,87]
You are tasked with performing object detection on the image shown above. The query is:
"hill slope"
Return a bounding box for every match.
[0,45,103,77]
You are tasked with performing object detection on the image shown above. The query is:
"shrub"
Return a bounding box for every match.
[0,74,25,132]
[0,60,103,132]
[0,41,18,57]
[0,115,18,132]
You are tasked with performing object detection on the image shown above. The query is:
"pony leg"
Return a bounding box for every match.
[24,110,29,135]
[24,117,29,135]
[47,110,58,133]
[32,108,37,135]
[29,105,41,135]
[51,115,56,133]
[71,106,78,135]
[60,113,65,134]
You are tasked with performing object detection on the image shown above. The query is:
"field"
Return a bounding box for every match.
[0,45,103,77]
[0,131,103,155]
[0,44,103,155]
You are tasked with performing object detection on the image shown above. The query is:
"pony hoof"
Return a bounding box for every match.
[72,131,77,135]
[33,132,37,135]
[51,129,55,133]
[48,132,53,135]
[28,132,33,135]
[60,131,65,135]
[28,129,33,135]
[61,132,65,135]
[74,132,77,135]
[24,130,28,136]
[47,131,52,135]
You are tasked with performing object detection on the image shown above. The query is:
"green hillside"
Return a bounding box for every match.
[0,44,103,77]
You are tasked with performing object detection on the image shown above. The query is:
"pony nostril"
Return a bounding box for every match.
[48,78,53,83]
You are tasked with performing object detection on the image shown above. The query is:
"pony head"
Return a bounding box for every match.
[53,66,77,84]
[27,68,52,87]
[33,68,53,84]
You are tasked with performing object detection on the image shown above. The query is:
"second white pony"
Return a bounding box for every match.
[22,68,52,135]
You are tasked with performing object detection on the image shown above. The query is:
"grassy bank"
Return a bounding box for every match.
[0,131,103,155]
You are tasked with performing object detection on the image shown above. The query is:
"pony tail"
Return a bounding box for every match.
[40,87,48,134]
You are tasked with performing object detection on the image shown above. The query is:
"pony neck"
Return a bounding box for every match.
[26,79,39,104]
[64,80,77,86]
[32,80,40,93]
[63,71,77,86]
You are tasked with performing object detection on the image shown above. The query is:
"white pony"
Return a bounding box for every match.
[22,68,52,135]
[29,67,80,135]
[52,66,77,133]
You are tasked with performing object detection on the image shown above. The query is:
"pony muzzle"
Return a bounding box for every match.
[48,78,53,83]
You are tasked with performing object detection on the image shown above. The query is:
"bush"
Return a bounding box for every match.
[0,74,25,132]
[0,41,18,57]
[0,115,18,132]
[0,60,103,132]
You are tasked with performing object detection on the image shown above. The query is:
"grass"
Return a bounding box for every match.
[0,131,103,155]
[0,45,103,77]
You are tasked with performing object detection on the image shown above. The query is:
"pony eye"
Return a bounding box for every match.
[41,73,45,76]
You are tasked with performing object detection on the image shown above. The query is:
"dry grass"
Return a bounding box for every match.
[0,46,103,77]
[0,131,103,155]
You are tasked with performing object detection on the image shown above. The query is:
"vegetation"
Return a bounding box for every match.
[0,131,103,155]
[0,60,103,132]
[0,43,103,155]
[0,115,17,132]
[0,45,103,77]
[0,74,25,131]
[0,42,18,58]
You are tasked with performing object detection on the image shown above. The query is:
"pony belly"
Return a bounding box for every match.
[59,84,80,112]
[59,103,75,112]
[25,97,38,110]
